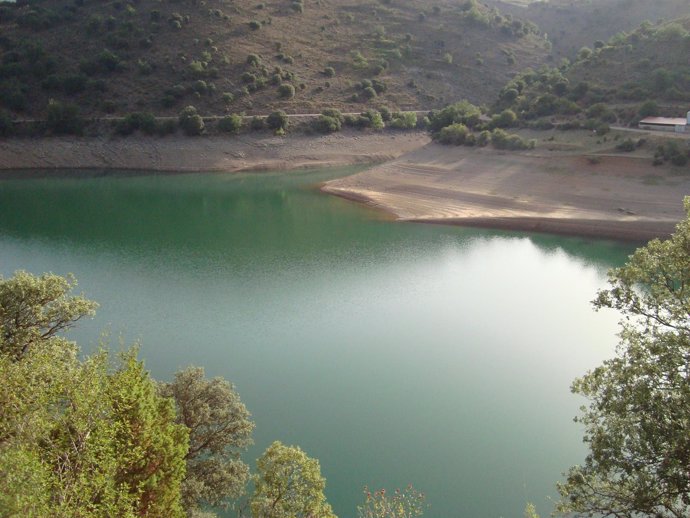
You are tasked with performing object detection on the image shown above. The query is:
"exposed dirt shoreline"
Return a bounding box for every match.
[1,131,687,241]
[322,139,690,242]
[0,131,430,177]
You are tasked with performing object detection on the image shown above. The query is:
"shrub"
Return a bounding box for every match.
[428,100,482,131]
[248,20,261,30]
[246,54,261,67]
[250,116,265,130]
[378,106,392,122]
[241,72,257,84]
[314,114,341,133]
[278,83,295,99]
[477,129,491,147]
[436,123,469,145]
[266,110,289,132]
[616,139,636,152]
[371,79,387,94]
[490,128,533,150]
[361,86,377,100]
[62,74,88,95]
[587,103,616,123]
[0,110,13,137]
[389,112,417,129]
[323,66,335,77]
[222,92,234,105]
[46,99,83,135]
[321,108,344,123]
[671,153,688,167]
[116,112,157,136]
[156,119,177,136]
[218,114,243,134]
[638,100,658,118]
[491,109,517,129]
[97,49,121,72]
[361,110,384,130]
[178,105,204,135]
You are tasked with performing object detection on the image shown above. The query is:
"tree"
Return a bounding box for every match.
[428,100,482,132]
[250,441,336,518]
[357,485,426,518]
[266,111,289,132]
[110,351,189,518]
[160,367,254,516]
[46,99,83,135]
[218,114,243,134]
[557,198,690,518]
[0,271,97,360]
[278,84,295,99]
[0,271,188,518]
[179,106,205,136]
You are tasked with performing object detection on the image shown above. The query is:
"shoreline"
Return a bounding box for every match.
[325,187,673,242]
[322,140,689,242]
[1,131,687,242]
[0,131,430,177]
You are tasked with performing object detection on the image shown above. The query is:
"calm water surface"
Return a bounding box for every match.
[0,167,635,518]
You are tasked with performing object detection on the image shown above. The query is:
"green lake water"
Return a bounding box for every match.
[0,167,636,518]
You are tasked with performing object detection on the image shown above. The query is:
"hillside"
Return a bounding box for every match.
[567,17,690,106]
[484,15,690,134]
[0,0,550,121]
[486,0,690,60]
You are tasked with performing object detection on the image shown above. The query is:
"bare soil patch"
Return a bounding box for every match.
[323,143,690,241]
[0,131,430,177]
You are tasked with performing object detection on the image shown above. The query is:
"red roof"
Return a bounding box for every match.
[639,117,688,126]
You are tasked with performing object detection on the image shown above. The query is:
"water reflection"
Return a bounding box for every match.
[0,168,635,518]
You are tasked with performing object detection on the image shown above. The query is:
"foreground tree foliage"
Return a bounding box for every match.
[0,271,97,360]
[250,441,336,518]
[357,485,426,518]
[161,366,254,517]
[0,271,188,518]
[558,198,690,517]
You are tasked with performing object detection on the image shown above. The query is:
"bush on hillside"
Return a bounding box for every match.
[250,116,265,130]
[428,101,482,132]
[266,110,289,132]
[313,108,344,133]
[389,112,417,130]
[278,83,295,99]
[616,138,636,152]
[46,99,83,135]
[490,109,517,129]
[490,128,534,150]
[116,112,157,136]
[218,114,242,134]
[436,123,470,145]
[178,105,204,136]
[638,100,658,118]
[0,110,14,137]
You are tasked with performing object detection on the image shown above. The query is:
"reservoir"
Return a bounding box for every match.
[0,167,635,518]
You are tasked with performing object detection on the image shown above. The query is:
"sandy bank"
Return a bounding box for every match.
[0,131,430,176]
[323,142,690,241]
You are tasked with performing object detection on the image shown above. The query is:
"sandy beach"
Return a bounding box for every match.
[323,140,690,241]
[1,130,688,241]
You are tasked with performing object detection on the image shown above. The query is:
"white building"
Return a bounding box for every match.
[638,112,690,133]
